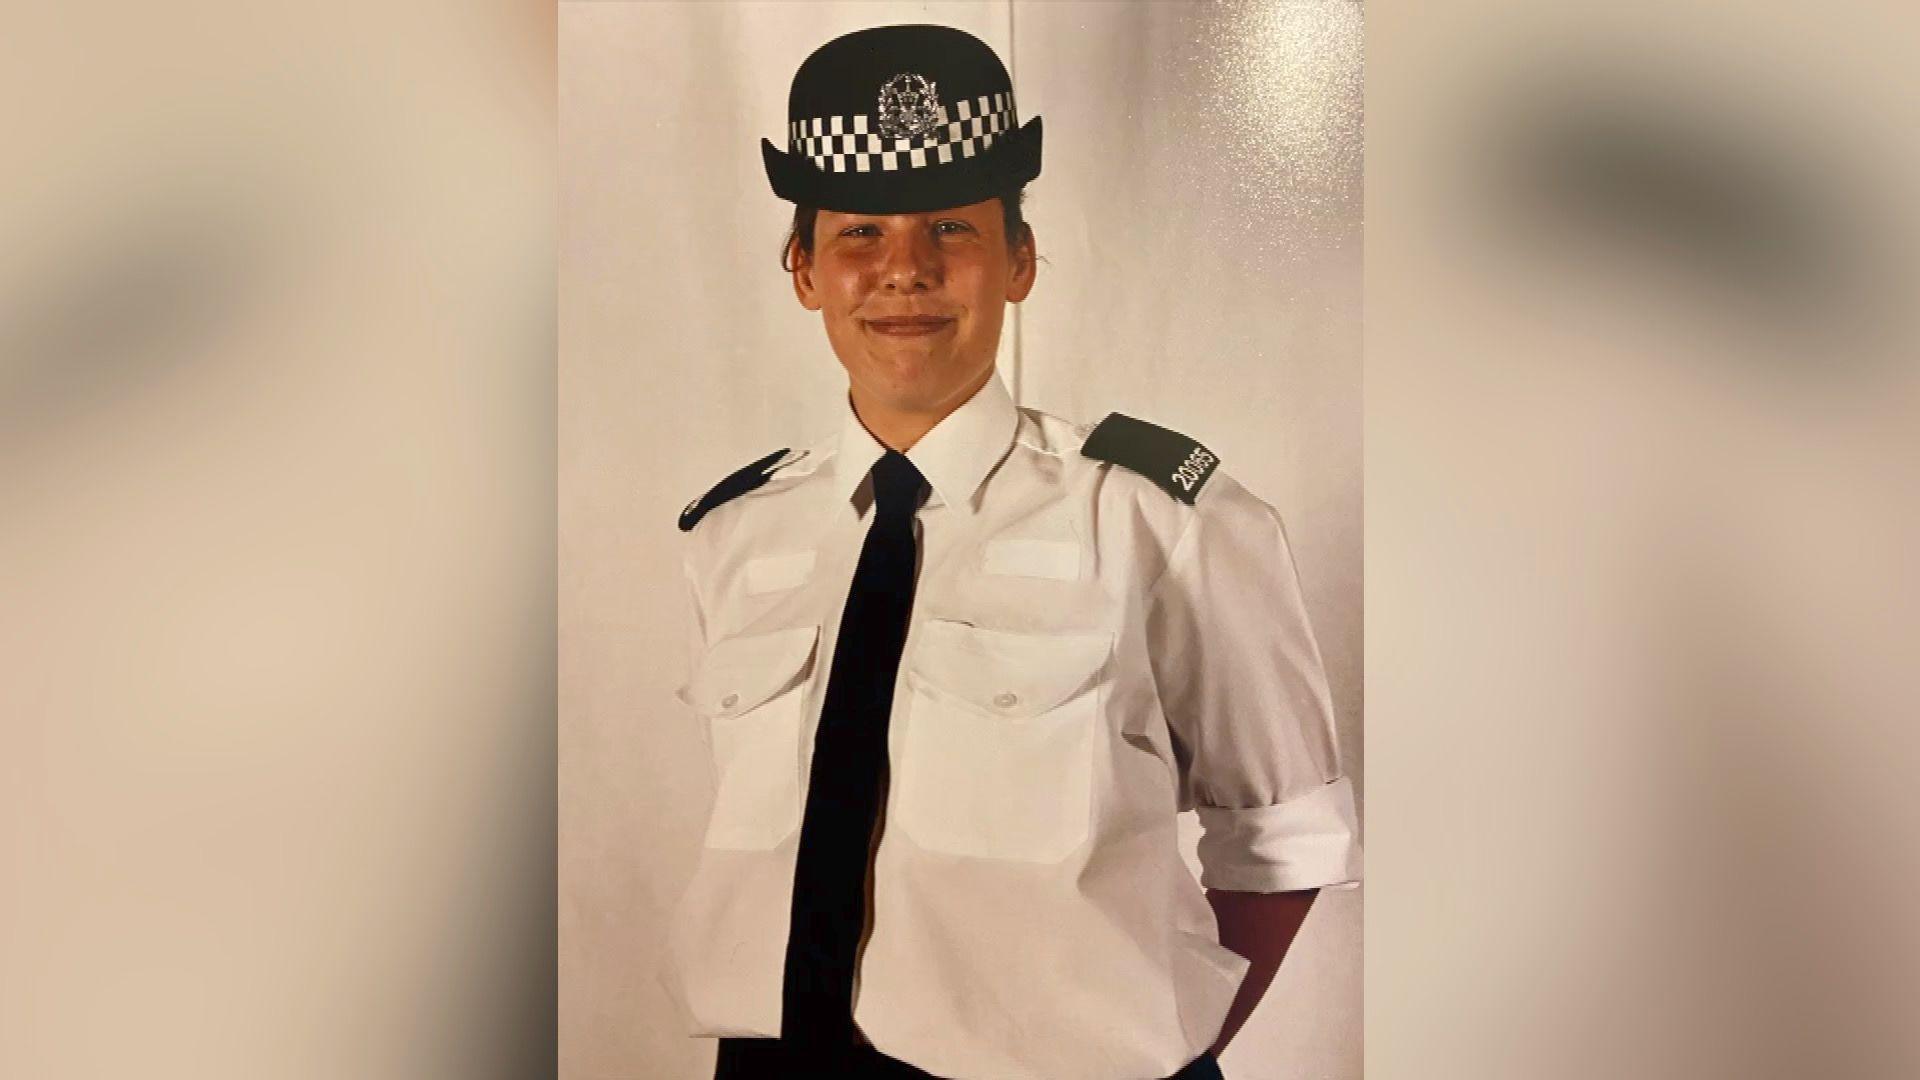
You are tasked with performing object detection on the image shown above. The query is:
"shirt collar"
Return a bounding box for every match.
[830,367,1019,517]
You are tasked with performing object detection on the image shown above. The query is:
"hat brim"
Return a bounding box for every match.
[762,115,1042,214]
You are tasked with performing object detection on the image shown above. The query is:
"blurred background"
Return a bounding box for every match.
[560,2,1361,1078]
[0,2,554,1078]
[1367,1,1920,1077]
[6,1,1918,1078]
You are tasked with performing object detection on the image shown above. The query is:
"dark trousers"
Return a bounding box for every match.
[714,1036,1226,1080]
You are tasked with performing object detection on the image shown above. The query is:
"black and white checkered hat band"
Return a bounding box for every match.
[787,92,1018,174]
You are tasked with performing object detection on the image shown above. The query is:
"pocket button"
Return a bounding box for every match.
[992,691,1018,708]
[720,693,739,709]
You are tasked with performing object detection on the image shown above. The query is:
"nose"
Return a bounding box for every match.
[879,223,940,293]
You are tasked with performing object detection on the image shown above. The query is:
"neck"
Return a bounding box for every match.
[849,366,992,453]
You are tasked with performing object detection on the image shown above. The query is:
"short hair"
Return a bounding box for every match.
[781,188,1031,271]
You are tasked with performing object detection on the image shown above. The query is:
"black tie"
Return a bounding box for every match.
[780,449,927,1050]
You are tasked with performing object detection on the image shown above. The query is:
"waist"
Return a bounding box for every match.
[714,1036,1223,1080]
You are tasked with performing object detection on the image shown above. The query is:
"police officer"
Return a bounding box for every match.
[666,23,1361,1080]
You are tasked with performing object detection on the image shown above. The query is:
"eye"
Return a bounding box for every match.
[839,224,879,238]
[934,220,973,235]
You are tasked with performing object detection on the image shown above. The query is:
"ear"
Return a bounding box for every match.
[790,236,823,312]
[1006,224,1037,303]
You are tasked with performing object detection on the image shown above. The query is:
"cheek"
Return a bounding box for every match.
[819,265,874,308]
[960,251,1015,291]
[954,269,1007,321]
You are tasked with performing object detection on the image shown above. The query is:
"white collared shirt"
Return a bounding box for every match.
[666,369,1361,1080]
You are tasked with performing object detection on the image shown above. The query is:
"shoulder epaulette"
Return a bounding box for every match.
[1079,412,1220,506]
[678,448,800,532]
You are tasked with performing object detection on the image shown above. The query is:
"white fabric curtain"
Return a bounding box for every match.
[560,3,1362,1076]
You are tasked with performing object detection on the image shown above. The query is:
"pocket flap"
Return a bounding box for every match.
[908,619,1113,719]
[676,624,819,719]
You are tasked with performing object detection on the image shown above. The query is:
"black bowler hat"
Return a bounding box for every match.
[761,24,1043,214]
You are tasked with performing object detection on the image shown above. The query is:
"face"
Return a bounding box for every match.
[791,196,1036,415]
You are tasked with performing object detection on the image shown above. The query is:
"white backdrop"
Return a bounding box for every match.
[559,3,1362,1077]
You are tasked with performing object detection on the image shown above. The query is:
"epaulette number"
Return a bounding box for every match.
[1173,446,1218,494]
[1079,411,1220,506]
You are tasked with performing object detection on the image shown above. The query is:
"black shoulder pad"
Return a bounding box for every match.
[678,448,792,532]
[1080,413,1220,506]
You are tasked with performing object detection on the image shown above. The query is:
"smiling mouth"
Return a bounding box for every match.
[865,316,955,337]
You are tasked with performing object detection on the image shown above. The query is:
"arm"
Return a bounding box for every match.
[1204,886,1319,1058]
[1143,472,1360,1055]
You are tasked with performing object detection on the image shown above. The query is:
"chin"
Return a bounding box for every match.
[841,347,985,405]
[867,350,953,382]
[875,370,959,407]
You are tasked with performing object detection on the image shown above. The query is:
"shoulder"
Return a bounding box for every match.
[676,445,823,532]
[1075,411,1222,507]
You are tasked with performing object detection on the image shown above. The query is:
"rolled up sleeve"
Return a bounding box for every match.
[1145,472,1362,893]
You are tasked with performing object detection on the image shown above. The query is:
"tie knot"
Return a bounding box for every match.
[870,450,926,518]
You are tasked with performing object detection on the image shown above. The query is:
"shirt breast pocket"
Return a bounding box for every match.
[898,619,1114,864]
[675,624,820,851]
